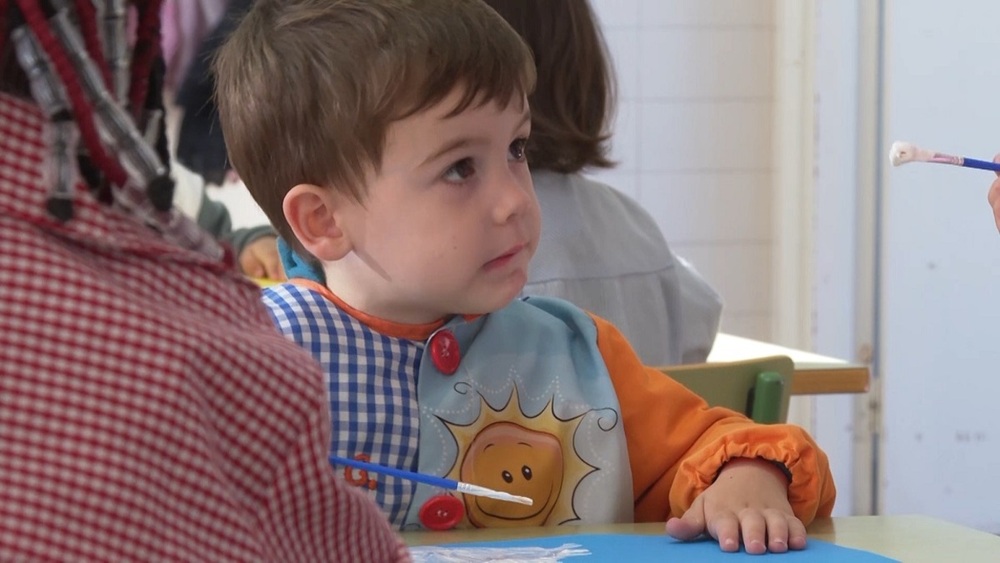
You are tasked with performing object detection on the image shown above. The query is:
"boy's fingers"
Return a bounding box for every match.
[738,510,767,555]
[787,516,809,550]
[710,513,741,552]
[664,497,706,541]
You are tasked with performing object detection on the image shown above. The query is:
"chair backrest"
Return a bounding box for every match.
[658,355,794,424]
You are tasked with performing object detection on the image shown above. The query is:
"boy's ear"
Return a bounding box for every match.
[282,183,353,261]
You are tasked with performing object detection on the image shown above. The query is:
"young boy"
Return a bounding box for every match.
[215,0,836,554]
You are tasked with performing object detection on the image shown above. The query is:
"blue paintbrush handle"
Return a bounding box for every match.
[330,455,456,490]
[961,157,1000,172]
[330,454,534,506]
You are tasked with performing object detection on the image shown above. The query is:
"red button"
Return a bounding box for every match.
[429,329,460,375]
[418,494,465,531]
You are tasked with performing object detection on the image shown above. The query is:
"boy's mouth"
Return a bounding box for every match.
[484,243,527,270]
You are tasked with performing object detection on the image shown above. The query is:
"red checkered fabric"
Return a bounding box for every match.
[0,92,410,562]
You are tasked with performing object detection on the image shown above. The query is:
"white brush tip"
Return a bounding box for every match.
[457,482,534,506]
[889,141,917,166]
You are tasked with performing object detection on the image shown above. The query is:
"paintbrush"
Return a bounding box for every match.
[890,141,1000,172]
[329,455,533,506]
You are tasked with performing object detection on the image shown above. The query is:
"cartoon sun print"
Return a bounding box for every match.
[441,387,595,528]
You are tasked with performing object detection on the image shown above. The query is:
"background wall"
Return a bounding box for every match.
[809,0,873,520]
[878,0,1000,533]
[590,0,1000,532]
[587,0,865,519]
[588,0,778,341]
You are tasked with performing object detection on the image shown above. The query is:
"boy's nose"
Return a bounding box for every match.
[491,169,534,224]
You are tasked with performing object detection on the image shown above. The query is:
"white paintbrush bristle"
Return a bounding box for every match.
[890,141,916,166]
[889,141,937,166]
[457,482,534,505]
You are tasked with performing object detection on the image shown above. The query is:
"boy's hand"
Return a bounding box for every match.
[665,457,806,554]
[239,235,286,281]
[988,153,1000,232]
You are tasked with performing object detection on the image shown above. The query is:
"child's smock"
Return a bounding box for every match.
[264,279,836,532]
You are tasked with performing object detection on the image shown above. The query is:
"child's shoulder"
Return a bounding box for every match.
[262,280,325,306]
[261,280,350,334]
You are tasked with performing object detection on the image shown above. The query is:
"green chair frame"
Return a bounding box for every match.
[659,355,794,424]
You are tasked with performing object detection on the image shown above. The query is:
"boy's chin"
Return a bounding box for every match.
[457,286,525,316]
[496,281,529,307]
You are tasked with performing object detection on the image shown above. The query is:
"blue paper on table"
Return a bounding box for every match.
[415,533,899,562]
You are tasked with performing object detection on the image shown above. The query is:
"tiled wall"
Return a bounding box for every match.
[588,0,776,341]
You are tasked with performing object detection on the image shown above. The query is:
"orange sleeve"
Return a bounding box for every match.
[588,313,836,524]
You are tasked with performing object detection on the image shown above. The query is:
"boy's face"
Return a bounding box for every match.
[334,88,540,323]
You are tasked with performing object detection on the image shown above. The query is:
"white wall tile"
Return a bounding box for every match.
[590,0,642,28]
[604,99,640,172]
[588,0,777,346]
[638,101,773,172]
[638,172,773,243]
[638,0,774,27]
[639,28,773,99]
[602,27,641,101]
[719,313,773,341]
[672,242,773,315]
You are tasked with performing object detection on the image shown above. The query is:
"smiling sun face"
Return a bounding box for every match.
[442,388,593,528]
[461,422,562,526]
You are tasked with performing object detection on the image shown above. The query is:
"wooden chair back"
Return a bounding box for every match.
[659,355,794,423]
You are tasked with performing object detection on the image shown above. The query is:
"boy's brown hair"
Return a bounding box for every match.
[214,0,536,256]
[482,0,615,174]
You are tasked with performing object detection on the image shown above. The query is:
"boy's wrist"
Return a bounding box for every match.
[717,456,792,484]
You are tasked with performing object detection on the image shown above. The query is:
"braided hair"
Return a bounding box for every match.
[2,0,220,258]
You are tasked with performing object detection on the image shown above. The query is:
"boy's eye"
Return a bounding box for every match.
[508,138,528,161]
[443,158,475,182]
